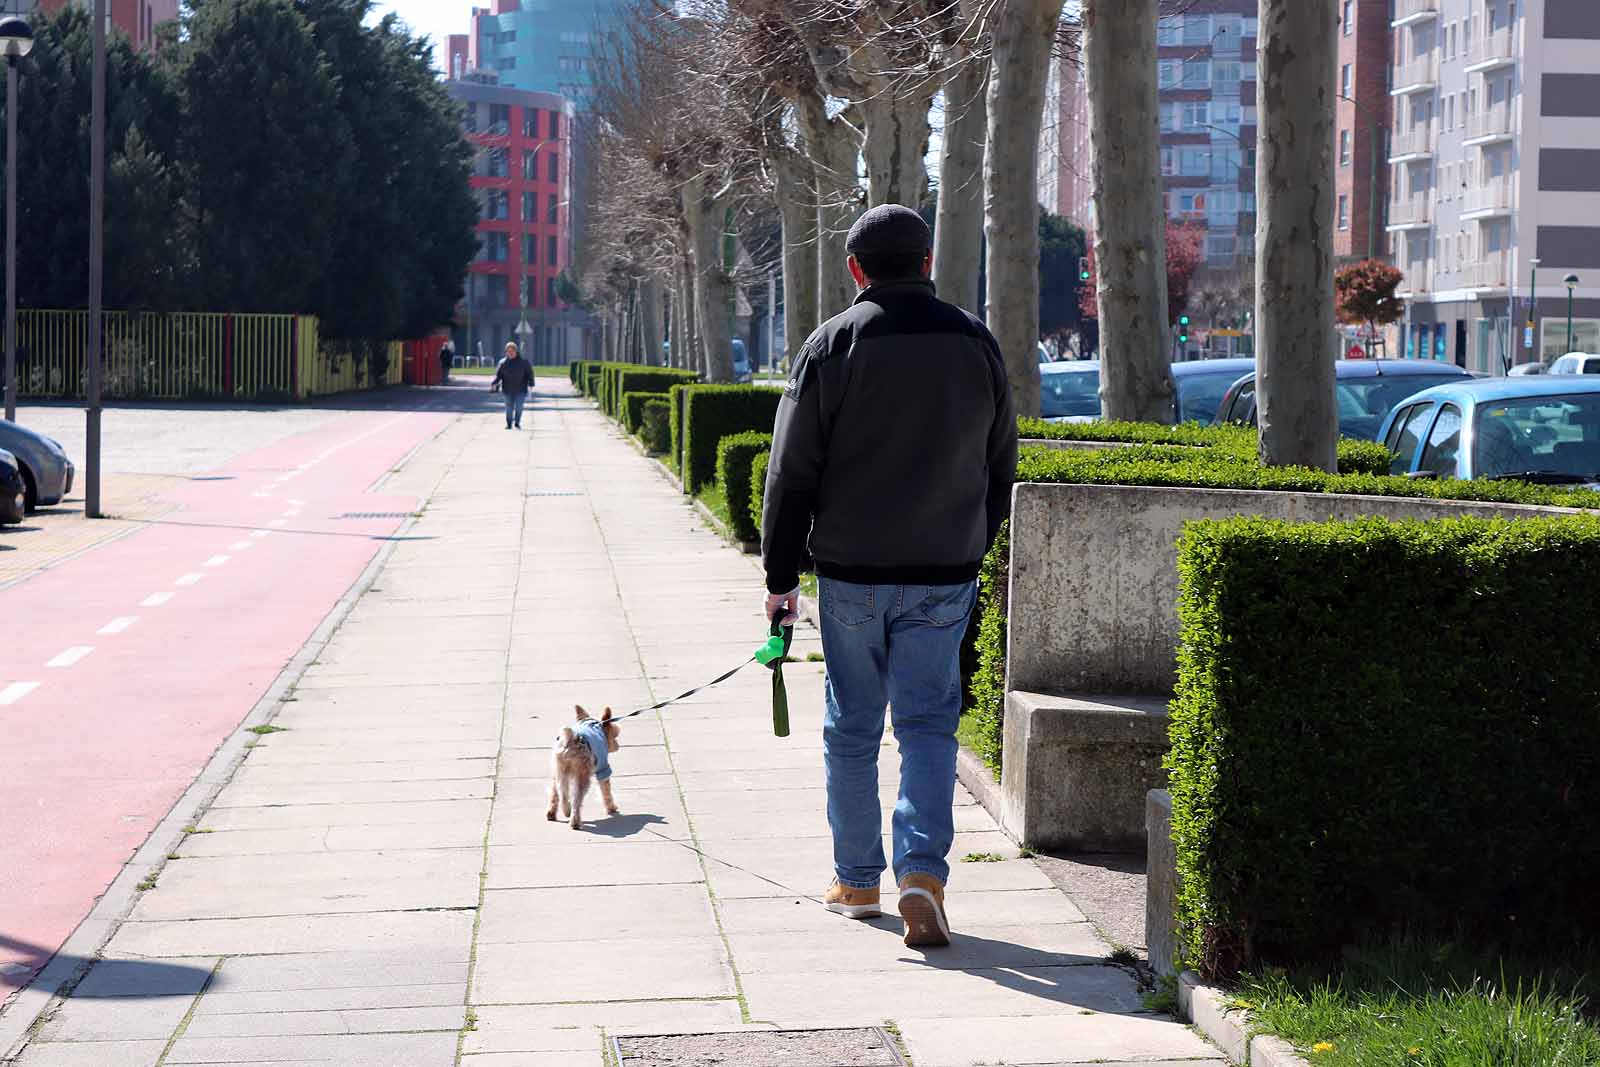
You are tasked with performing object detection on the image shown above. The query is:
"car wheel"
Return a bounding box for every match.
[19,464,36,514]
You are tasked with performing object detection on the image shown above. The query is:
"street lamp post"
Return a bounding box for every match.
[1527,257,1541,364]
[85,0,105,517]
[0,15,33,425]
[1566,273,1580,354]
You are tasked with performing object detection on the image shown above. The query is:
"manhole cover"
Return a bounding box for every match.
[613,1028,905,1067]
[338,511,415,519]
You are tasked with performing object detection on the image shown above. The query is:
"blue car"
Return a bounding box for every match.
[1038,357,1256,425]
[0,419,74,512]
[1376,377,1600,484]
[1215,359,1472,441]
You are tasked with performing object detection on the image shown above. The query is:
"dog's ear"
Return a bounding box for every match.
[559,726,575,745]
[574,705,590,721]
[601,708,614,722]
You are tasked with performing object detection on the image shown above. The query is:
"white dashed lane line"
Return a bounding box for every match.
[97,617,140,636]
[47,647,95,669]
[176,574,206,587]
[0,682,39,706]
[204,555,231,568]
[229,541,255,552]
[142,592,175,607]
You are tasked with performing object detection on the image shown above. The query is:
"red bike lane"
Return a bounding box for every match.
[0,407,453,1001]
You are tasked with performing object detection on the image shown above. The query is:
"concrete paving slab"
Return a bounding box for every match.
[483,842,704,889]
[898,1012,1226,1066]
[462,1002,743,1056]
[477,885,715,943]
[459,1053,604,1066]
[208,949,470,994]
[179,1004,465,1038]
[177,821,488,857]
[198,799,491,831]
[6,1039,168,1066]
[210,778,495,807]
[36,987,203,1041]
[192,983,465,1016]
[162,1031,461,1065]
[106,909,474,958]
[471,937,733,1003]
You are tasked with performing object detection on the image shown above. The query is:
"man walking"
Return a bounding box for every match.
[439,338,455,385]
[760,205,1017,948]
[490,341,533,429]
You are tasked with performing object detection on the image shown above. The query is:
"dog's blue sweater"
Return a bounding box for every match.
[575,719,613,782]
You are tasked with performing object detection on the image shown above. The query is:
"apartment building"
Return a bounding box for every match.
[447,0,628,108]
[1040,55,1092,227]
[1336,0,1394,262]
[31,0,176,49]
[1389,0,1600,372]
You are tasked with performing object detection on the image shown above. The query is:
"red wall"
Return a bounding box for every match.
[467,97,571,316]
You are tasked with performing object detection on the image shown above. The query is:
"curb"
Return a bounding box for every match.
[0,438,446,1060]
[1178,972,1313,1067]
[955,744,1007,836]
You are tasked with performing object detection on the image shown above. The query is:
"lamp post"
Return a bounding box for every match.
[85,0,104,517]
[1526,257,1540,364]
[0,15,33,425]
[1565,273,1580,355]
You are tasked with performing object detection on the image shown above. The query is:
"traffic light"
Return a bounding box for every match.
[1178,314,1190,344]
[1078,257,1090,282]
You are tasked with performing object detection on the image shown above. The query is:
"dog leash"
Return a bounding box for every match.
[602,609,794,737]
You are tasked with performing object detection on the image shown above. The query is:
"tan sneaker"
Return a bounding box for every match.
[823,879,882,919]
[898,873,951,947]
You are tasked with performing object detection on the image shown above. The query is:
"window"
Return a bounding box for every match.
[523,235,537,265]
[523,191,536,221]
[549,111,561,139]
[488,274,509,308]
[496,58,516,72]
[1158,60,1178,88]
[1213,61,1241,89]
[1388,403,1436,473]
[1419,405,1463,477]
[523,111,539,139]
[1161,147,1175,176]
[525,274,539,307]
[1341,64,1353,99]
[1157,19,1180,46]
[1338,194,1350,230]
[1343,0,1354,35]
[547,235,559,267]
[547,195,558,225]
[1180,147,1209,176]
[547,153,559,183]
[548,277,558,306]
[484,190,508,221]
[1182,100,1210,130]
[485,147,508,178]
[1160,101,1179,132]
[1340,130,1352,165]
[1182,15,1211,44]
[463,103,479,133]
[488,103,510,134]
[483,232,509,262]
[1182,60,1210,88]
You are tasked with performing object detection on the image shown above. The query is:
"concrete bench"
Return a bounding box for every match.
[1001,691,1172,852]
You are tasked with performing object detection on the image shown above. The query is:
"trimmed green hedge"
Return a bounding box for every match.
[569,360,585,385]
[641,399,671,455]
[750,449,770,537]
[679,385,783,495]
[1019,418,1392,477]
[1171,514,1600,976]
[622,390,669,435]
[582,362,604,399]
[612,368,697,421]
[668,383,691,474]
[963,444,1600,776]
[716,432,772,544]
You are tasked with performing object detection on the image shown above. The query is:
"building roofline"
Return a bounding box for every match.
[447,80,571,112]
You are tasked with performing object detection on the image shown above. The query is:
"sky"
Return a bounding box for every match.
[373,0,462,70]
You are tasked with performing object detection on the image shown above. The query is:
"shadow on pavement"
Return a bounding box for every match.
[899,930,1139,1006]
[0,935,220,1001]
[583,813,670,839]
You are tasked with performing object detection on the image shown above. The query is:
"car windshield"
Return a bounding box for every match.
[1335,375,1466,440]
[1040,369,1101,419]
[1175,372,1242,425]
[1474,393,1600,481]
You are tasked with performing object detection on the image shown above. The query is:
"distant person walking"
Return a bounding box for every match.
[438,339,455,385]
[491,342,533,429]
[759,204,1017,947]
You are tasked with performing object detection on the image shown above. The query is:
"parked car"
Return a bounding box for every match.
[731,339,752,383]
[1038,357,1256,425]
[0,419,75,512]
[1376,378,1600,484]
[1508,361,1549,376]
[1215,359,1472,440]
[0,448,25,524]
[1547,352,1600,375]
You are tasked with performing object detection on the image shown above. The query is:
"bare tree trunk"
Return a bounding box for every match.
[684,174,735,382]
[984,0,1064,419]
[601,308,615,363]
[934,52,990,314]
[641,277,664,367]
[669,283,685,370]
[678,244,699,373]
[775,149,821,362]
[1087,0,1173,423]
[860,90,935,208]
[796,97,861,321]
[1257,0,1339,471]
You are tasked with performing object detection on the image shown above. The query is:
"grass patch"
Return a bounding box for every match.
[962,852,1004,863]
[805,652,824,662]
[246,724,287,736]
[1236,939,1600,1066]
[799,573,817,598]
[956,710,994,772]
[454,365,569,377]
[697,483,731,531]
[135,874,158,892]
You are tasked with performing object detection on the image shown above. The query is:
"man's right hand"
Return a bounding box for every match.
[764,587,800,627]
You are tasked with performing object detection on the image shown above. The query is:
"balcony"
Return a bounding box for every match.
[1462,179,1515,218]
[1389,127,1437,162]
[1391,57,1439,95]
[1465,26,1518,72]
[1392,0,1439,26]
[1468,253,1510,289]
[1387,194,1432,230]
[1464,105,1515,145]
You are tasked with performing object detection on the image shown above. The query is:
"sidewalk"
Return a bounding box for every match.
[3,384,1222,1066]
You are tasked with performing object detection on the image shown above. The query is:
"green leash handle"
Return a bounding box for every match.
[760,608,794,738]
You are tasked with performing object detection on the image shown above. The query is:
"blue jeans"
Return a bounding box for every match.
[817,577,978,889]
[505,391,526,426]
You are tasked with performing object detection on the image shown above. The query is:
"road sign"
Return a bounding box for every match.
[1347,345,1367,360]
[1524,326,1535,349]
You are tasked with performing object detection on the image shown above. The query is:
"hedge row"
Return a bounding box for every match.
[1171,514,1600,975]
[622,390,669,435]
[599,364,696,418]
[676,385,783,496]
[641,399,671,455]
[962,443,1600,775]
[1019,417,1392,477]
[716,432,772,544]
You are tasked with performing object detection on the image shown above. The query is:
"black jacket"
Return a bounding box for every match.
[760,280,1018,594]
[492,356,533,394]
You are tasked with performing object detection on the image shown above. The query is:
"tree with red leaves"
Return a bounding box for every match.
[1078,222,1206,327]
[1335,259,1406,357]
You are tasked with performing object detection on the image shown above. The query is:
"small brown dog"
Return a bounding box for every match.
[546,706,621,829]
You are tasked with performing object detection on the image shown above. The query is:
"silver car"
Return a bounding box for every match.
[0,419,75,512]
[1,448,25,524]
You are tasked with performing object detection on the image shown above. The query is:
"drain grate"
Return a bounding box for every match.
[527,490,581,497]
[613,1028,906,1067]
[338,511,416,519]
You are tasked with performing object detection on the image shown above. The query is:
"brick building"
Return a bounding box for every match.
[1336,0,1394,263]
[31,0,176,49]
